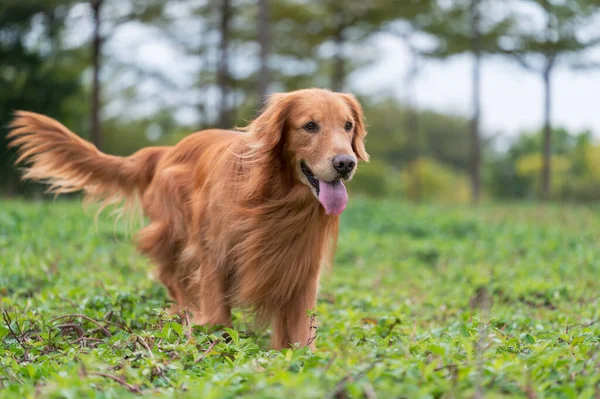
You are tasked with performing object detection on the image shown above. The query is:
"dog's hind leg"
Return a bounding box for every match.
[183,261,232,328]
[136,220,195,315]
[157,268,188,315]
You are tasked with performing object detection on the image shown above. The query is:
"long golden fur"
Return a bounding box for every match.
[8,88,368,349]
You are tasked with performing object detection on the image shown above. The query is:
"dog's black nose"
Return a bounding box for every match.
[332,155,356,175]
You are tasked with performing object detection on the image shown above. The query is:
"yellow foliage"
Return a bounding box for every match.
[515,153,571,177]
[401,158,470,204]
[584,145,600,181]
[348,160,392,197]
[515,153,572,197]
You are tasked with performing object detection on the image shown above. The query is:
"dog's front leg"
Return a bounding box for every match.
[271,274,319,350]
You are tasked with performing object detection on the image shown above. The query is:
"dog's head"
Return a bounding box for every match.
[247,88,369,216]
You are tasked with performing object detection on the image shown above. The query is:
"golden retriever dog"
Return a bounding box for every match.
[8,88,368,349]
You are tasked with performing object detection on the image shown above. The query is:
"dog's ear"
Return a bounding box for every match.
[338,93,369,162]
[247,93,292,153]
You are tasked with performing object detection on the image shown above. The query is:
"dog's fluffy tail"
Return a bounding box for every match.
[8,111,167,213]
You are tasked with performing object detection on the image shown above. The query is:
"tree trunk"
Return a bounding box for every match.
[541,67,552,201]
[469,0,482,204]
[407,108,420,203]
[217,0,231,128]
[257,0,270,105]
[540,0,553,201]
[331,7,345,93]
[197,21,208,129]
[405,42,420,203]
[91,0,103,150]
[332,29,345,92]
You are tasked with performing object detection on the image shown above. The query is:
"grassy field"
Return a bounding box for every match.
[1,199,599,398]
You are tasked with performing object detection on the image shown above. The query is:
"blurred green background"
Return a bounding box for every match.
[1,0,600,203]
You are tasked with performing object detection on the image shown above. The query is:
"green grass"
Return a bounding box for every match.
[1,198,599,398]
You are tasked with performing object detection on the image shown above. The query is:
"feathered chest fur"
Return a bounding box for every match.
[200,151,339,318]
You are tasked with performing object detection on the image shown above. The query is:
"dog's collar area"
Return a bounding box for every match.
[301,160,320,194]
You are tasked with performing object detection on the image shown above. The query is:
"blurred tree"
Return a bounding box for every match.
[169,0,401,127]
[403,158,471,203]
[257,0,270,104]
[217,0,232,128]
[486,127,599,200]
[387,0,438,202]
[404,44,422,202]
[196,7,212,127]
[252,0,399,93]
[1,0,175,194]
[157,0,214,128]
[499,0,600,200]
[469,0,482,204]
[361,97,472,173]
[425,0,512,204]
[159,0,252,128]
[0,1,85,195]
[329,1,347,92]
[91,0,103,149]
[349,98,476,204]
[85,0,168,149]
[320,0,399,91]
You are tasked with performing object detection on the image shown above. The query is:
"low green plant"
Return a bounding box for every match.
[1,199,599,398]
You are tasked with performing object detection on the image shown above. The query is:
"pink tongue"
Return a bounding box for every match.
[318,179,348,216]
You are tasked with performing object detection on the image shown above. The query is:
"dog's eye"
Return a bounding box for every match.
[344,122,353,131]
[303,121,319,133]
